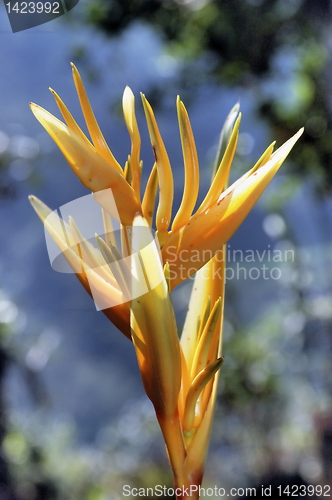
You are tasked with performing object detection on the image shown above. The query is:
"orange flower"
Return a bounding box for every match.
[30,64,303,498]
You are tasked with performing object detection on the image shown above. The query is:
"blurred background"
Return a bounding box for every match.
[0,0,332,498]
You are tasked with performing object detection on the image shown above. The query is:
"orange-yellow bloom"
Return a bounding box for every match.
[29,64,303,499]
[30,64,303,282]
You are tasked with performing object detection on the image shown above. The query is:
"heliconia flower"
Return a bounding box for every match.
[29,64,303,499]
[30,63,303,276]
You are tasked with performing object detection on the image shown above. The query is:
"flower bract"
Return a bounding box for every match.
[29,64,303,498]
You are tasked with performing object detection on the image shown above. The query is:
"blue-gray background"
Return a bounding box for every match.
[0,1,331,498]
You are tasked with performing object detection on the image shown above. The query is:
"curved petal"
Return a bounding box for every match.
[49,88,93,146]
[195,114,241,216]
[162,128,303,288]
[141,94,173,239]
[171,97,199,233]
[71,63,123,174]
[30,103,141,226]
[123,86,141,198]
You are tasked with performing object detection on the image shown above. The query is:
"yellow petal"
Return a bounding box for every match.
[195,114,241,216]
[49,88,93,146]
[183,357,224,433]
[183,365,220,485]
[69,216,117,286]
[198,296,211,340]
[103,237,133,300]
[142,162,158,227]
[120,225,131,258]
[141,94,173,238]
[123,87,141,198]
[184,255,226,451]
[164,261,171,293]
[130,215,181,418]
[183,302,226,481]
[189,250,226,425]
[30,103,141,226]
[71,63,123,174]
[101,208,117,248]
[171,97,199,233]
[163,128,303,288]
[178,343,190,424]
[212,102,240,179]
[130,215,186,481]
[247,141,275,177]
[96,235,130,301]
[124,155,132,184]
[29,194,53,223]
[190,298,222,380]
[180,260,214,370]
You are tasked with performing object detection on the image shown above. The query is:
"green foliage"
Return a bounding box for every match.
[83,0,332,190]
[220,311,284,409]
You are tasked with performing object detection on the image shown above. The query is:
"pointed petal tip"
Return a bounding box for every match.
[28,195,53,222]
[95,233,104,248]
[123,87,135,107]
[71,62,79,77]
[123,85,134,96]
[140,93,146,108]
[28,194,42,206]
[228,101,240,116]
[30,102,46,117]
[133,213,146,226]
[288,127,304,142]
[140,93,147,107]
[28,194,36,205]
